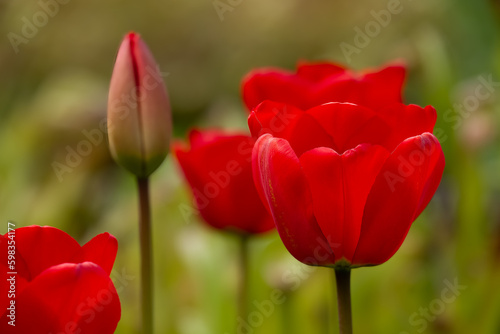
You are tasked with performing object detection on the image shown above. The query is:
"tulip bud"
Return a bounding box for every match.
[107,32,171,177]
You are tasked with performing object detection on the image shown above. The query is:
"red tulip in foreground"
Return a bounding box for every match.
[250,101,445,267]
[245,61,445,334]
[108,32,171,178]
[174,129,274,234]
[0,226,120,333]
[242,61,405,112]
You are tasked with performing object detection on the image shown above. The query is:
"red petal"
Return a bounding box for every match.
[412,135,446,220]
[253,134,334,265]
[14,226,81,279]
[71,233,118,276]
[299,144,390,263]
[188,128,248,149]
[249,101,335,157]
[251,137,271,217]
[306,102,391,154]
[242,63,405,112]
[248,101,304,139]
[353,133,445,265]
[242,69,312,111]
[377,104,437,151]
[359,65,406,107]
[312,65,405,109]
[0,262,121,334]
[296,61,347,82]
[175,132,274,234]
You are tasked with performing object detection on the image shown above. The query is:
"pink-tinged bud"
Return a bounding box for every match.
[107,32,171,177]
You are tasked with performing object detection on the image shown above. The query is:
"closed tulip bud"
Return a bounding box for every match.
[107,32,171,177]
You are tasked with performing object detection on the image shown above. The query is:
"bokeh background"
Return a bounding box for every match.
[1,0,500,333]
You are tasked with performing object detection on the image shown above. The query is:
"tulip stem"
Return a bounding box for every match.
[138,177,153,334]
[238,235,249,323]
[281,292,294,334]
[334,268,352,334]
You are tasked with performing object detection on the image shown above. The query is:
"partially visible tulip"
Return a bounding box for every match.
[0,226,121,333]
[174,129,275,234]
[242,61,405,112]
[108,32,171,177]
[175,129,275,325]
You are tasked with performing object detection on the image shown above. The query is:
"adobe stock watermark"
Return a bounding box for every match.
[178,105,298,224]
[400,278,466,334]
[213,0,244,21]
[340,0,412,64]
[51,65,169,182]
[7,0,72,54]
[5,222,16,327]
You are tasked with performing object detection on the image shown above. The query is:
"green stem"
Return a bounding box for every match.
[138,177,153,334]
[281,292,293,334]
[238,235,249,322]
[334,268,352,334]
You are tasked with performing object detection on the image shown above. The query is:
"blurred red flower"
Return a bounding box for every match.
[0,226,121,333]
[174,129,275,234]
[247,63,445,268]
[242,61,405,112]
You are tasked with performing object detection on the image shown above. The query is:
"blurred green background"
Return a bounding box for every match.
[1,0,500,333]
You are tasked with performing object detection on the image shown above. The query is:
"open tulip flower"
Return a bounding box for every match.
[246,62,445,334]
[174,129,275,234]
[242,61,405,112]
[244,61,445,269]
[250,100,445,268]
[0,226,121,333]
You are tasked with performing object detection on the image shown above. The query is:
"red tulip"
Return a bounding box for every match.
[108,32,172,177]
[0,226,121,333]
[242,61,405,112]
[250,101,445,267]
[174,129,275,234]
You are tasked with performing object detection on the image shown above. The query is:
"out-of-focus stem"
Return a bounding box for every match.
[138,177,153,334]
[238,235,249,322]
